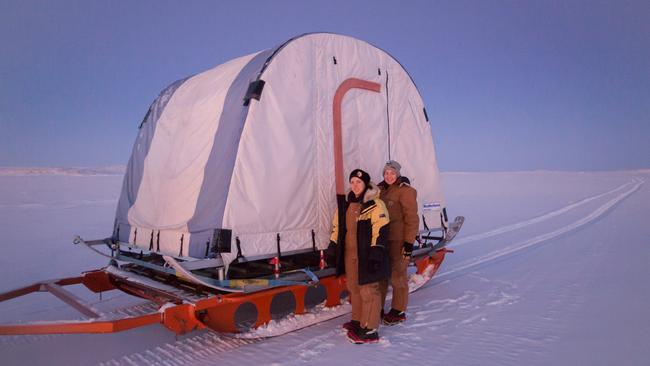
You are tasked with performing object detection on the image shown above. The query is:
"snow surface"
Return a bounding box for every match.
[1,170,649,365]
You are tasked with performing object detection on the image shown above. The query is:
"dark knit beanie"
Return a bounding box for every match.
[349,169,371,186]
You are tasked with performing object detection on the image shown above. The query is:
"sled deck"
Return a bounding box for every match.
[0,215,462,336]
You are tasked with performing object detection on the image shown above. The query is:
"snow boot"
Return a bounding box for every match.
[382,308,406,325]
[342,320,360,332]
[346,327,380,344]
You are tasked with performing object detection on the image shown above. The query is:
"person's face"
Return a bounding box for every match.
[350,177,366,197]
[384,169,398,185]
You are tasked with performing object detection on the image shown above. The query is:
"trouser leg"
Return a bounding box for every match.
[388,240,409,312]
[379,277,388,311]
[345,256,361,321]
[390,255,409,312]
[359,282,381,330]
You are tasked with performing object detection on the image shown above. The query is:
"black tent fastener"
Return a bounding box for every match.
[179,234,184,257]
[332,56,337,65]
[378,68,381,75]
[243,79,266,106]
[235,237,244,261]
[156,231,160,252]
[204,241,210,258]
[311,229,316,252]
[148,231,154,251]
[423,107,429,122]
[133,228,138,244]
[276,233,282,259]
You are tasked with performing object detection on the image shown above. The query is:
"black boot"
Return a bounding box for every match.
[347,327,380,344]
[342,319,360,332]
[382,308,406,325]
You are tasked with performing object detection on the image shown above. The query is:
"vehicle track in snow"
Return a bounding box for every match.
[435,178,644,282]
[98,332,259,366]
[94,178,644,366]
[450,179,639,248]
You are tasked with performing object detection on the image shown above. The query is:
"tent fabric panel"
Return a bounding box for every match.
[186,49,273,237]
[220,38,320,266]
[386,68,446,230]
[125,53,259,257]
[113,78,189,243]
[220,34,402,266]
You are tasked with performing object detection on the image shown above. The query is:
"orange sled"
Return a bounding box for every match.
[0,219,461,337]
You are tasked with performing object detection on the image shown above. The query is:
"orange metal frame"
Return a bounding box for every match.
[0,250,447,335]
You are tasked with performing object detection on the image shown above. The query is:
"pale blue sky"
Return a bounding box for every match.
[1,0,648,171]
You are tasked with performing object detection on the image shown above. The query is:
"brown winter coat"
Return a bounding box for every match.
[378,178,419,244]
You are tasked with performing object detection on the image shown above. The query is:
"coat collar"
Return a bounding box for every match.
[378,176,411,190]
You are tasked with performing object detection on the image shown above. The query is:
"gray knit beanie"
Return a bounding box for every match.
[383,160,402,176]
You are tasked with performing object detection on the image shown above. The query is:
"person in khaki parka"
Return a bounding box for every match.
[328,169,390,344]
[378,160,419,325]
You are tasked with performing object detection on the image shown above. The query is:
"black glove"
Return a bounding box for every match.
[325,240,337,266]
[368,245,384,273]
[402,242,413,258]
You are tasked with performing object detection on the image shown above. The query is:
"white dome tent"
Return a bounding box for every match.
[113,32,448,270]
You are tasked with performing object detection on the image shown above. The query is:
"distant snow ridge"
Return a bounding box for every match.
[0,166,126,176]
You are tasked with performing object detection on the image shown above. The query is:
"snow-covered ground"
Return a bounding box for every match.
[0,170,648,365]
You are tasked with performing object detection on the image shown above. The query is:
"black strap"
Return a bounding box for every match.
[235,237,243,260]
[311,229,316,252]
[148,231,154,251]
[156,231,160,252]
[179,234,184,257]
[276,233,282,259]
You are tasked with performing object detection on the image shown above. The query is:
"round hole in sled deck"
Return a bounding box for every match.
[234,302,258,332]
[304,284,328,309]
[270,291,297,320]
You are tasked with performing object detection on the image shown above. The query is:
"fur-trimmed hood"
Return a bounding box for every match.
[347,181,380,203]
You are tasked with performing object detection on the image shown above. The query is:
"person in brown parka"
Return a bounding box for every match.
[378,160,419,325]
[328,168,390,344]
